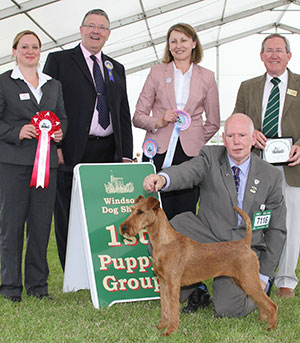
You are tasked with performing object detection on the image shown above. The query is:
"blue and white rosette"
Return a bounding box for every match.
[162,110,191,169]
[143,138,158,164]
[104,60,114,82]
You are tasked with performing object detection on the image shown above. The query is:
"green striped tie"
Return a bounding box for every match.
[262,77,281,138]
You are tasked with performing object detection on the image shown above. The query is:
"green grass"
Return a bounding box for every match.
[0,224,299,343]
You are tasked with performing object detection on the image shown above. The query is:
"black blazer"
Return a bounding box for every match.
[43,44,133,167]
[0,70,67,167]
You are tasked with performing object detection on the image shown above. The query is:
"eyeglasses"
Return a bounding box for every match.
[82,24,110,32]
[264,48,286,55]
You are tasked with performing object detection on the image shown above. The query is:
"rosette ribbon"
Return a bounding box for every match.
[143,138,158,164]
[162,110,191,169]
[30,111,61,189]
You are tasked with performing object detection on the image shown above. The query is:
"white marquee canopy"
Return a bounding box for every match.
[1,0,300,154]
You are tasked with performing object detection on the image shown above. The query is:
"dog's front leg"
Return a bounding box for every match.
[157,277,169,330]
[163,282,181,336]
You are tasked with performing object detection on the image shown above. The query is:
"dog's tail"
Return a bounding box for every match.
[233,206,252,247]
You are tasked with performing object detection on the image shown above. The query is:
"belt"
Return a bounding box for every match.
[88,134,113,140]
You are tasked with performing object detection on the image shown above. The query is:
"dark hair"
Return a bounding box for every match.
[81,9,110,27]
[261,33,290,53]
[162,23,203,64]
[12,30,41,50]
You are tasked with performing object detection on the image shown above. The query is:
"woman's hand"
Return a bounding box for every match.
[155,109,178,129]
[19,124,36,140]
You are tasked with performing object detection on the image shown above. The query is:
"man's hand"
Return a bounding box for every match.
[57,148,64,165]
[53,128,63,143]
[254,129,267,150]
[260,279,267,291]
[143,174,166,192]
[288,144,300,166]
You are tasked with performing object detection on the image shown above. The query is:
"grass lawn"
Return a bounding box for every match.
[0,224,299,343]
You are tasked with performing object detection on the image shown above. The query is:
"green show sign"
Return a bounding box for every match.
[63,163,160,308]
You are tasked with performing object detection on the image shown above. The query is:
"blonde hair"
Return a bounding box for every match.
[162,23,203,64]
[12,30,42,50]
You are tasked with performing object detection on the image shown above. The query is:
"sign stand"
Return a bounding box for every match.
[63,163,160,308]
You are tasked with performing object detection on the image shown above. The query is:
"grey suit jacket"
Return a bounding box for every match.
[234,69,300,187]
[0,70,67,167]
[164,145,286,278]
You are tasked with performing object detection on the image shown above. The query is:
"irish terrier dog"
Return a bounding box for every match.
[120,195,278,336]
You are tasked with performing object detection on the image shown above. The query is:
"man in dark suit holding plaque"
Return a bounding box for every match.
[234,33,300,298]
[44,9,133,270]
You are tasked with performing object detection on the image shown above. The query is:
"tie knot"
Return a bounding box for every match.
[271,77,280,86]
[90,55,97,62]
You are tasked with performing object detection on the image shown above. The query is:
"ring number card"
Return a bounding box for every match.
[252,210,272,231]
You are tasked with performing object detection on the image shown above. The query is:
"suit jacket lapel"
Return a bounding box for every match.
[39,81,52,108]
[184,63,197,113]
[242,154,259,214]
[253,74,266,129]
[14,79,39,110]
[72,45,94,87]
[282,69,300,117]
[220,152,238,208]
[164,63,177,109]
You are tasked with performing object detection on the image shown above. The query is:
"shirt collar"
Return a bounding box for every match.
[266,69,288,85]
[227,154,251,176]
[11,66,51,86]
[172,61,193,75]
[80,43,103,63]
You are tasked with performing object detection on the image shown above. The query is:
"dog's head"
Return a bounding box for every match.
[120,195,160,237]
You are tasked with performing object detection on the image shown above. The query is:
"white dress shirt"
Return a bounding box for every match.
[173,62,193,110]
[11,66,51,104]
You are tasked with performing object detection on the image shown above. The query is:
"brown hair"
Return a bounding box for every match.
[12,30,42,50]
[162,23,203,64]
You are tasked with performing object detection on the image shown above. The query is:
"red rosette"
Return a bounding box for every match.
[30,111,61,189]
[30,111,61,139]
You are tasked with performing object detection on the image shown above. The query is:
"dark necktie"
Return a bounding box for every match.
[262,77,280,138]
[232,166,240,193]
[90,55,110,129]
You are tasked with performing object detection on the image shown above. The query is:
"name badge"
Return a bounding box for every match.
[287,88,297,97]
[19,93,30,100]
[252,210,272,230]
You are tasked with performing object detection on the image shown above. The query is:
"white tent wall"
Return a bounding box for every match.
[1,0,300,157]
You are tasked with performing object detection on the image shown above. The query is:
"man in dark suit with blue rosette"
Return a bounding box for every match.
[43,9,133,270]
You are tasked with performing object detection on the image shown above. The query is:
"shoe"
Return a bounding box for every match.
[265,277,275,297]
[182,284,212,314]
[2,294,22,303]
[28,293,53,300]
[278,287,295,299]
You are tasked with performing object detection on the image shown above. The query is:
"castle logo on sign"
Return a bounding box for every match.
[104,173,134,194]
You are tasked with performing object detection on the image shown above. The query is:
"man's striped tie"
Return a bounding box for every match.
[262,77,281,138]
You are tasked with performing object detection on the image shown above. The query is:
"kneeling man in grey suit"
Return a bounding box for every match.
[143,113,286,318]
